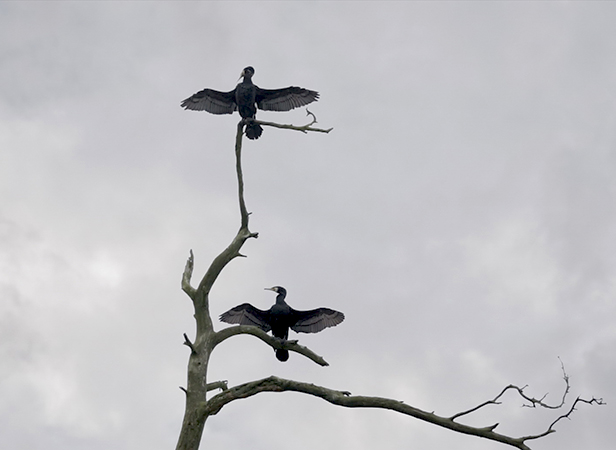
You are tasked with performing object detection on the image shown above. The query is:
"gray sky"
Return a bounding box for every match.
[1,2,614,449]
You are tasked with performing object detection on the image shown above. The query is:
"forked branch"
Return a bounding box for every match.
[521,396,604,442]
[203,368,603,450]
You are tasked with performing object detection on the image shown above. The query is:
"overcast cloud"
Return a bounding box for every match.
[1,2,615,450]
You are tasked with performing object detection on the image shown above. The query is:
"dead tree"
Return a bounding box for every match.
[175,117,603,450]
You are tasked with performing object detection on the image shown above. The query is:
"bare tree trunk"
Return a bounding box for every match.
[175,122,256,450]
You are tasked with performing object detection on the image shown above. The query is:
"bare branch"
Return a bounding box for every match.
[202,366,604,450]
[452,359,571,422]
[181,250,196,299]
[450,384,510,420]
[213,325,329,366]
[251,110,333,135]
[520,358,570,410]
[203,376,532,449]
[520,396,605,442]
[449,361,605,446]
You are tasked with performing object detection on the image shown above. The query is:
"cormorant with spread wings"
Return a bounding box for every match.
[181,67,319,140]
[219,286,344,361]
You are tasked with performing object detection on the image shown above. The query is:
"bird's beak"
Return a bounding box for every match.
[264,287,276,292]
[238,69,245,81]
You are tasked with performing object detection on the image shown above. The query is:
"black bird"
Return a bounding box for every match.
[219,286,344,362]
[181,67,319,140]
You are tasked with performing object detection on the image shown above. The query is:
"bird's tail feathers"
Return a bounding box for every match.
[276,349,289,362]
[245,121,263,140]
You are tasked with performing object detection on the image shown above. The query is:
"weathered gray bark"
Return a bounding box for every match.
[175,122,256,450]
[174,119,602,450]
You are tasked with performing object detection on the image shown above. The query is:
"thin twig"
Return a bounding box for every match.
[521,396,605,442]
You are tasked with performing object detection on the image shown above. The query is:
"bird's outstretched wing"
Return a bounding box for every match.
[181,88,237,114]
[255,87,319,112]
[219,303,271,332]
[290,308,344,334]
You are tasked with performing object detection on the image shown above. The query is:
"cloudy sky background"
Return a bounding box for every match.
[1,2,615,449]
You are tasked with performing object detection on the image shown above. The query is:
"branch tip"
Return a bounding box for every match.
[481,423,499,432]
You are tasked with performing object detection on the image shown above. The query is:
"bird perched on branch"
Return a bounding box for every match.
[219,286,344,362]
[181,66,319,140]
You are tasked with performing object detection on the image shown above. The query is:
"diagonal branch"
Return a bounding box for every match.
[213,325,329,366]
[203,369,604,450]
[203,376,530,449]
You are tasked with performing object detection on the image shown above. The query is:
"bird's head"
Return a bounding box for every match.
[265,286,286,297]
[240,66,255,80]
